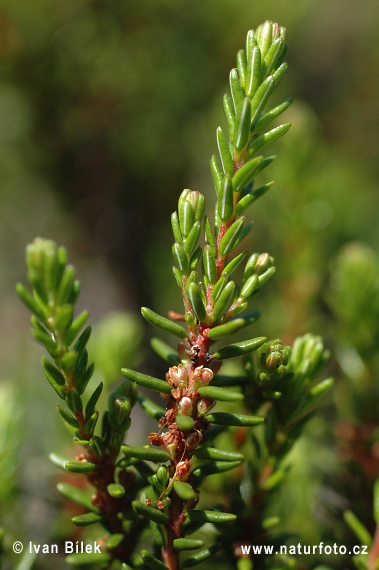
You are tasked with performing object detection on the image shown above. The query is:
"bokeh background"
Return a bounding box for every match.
[1,0,378,568]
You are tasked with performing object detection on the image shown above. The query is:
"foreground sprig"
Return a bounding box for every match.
[120,21,328,570]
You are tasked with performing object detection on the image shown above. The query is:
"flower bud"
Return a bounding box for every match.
[254,253,274,275]
[168,365,187,387]
[187,191,205,222]
[112,395,131,426]
[193,366,213,390]
[178,397,193,416]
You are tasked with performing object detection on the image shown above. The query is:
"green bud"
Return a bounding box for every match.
[157,465,170,488]
[112,395,131,426]
[180,200,195,238]
[256,20,273,59]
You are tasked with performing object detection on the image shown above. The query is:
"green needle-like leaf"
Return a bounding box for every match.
[219,218,244,256]
[122,445,171,462]
[141,550,169,570]
[212,337,266,359]
[217,127,234,176]
[248,123,291,157]
[186,510,236,523]
[132,502,169,524]
[141,307,188,339]
[218,175,234,222]
[232,156,263,193]
[187,282,207,322]
[72,512,102,527]
[205,413,264,427]
[121,368,172,394]
[56,482,100,513]
[173,481,197,501]
[198,386,243,402]
[193,447,244,462]
[192,459,244,478]
[174,538,204,551]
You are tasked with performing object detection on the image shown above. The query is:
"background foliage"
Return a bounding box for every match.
[0,0,378,568]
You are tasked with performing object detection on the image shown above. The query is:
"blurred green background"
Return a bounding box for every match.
[0,0,378,568]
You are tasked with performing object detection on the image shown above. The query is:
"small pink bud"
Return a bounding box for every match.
[178,397,193,416]
[193,366,213,390]
[168,365,187,387]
